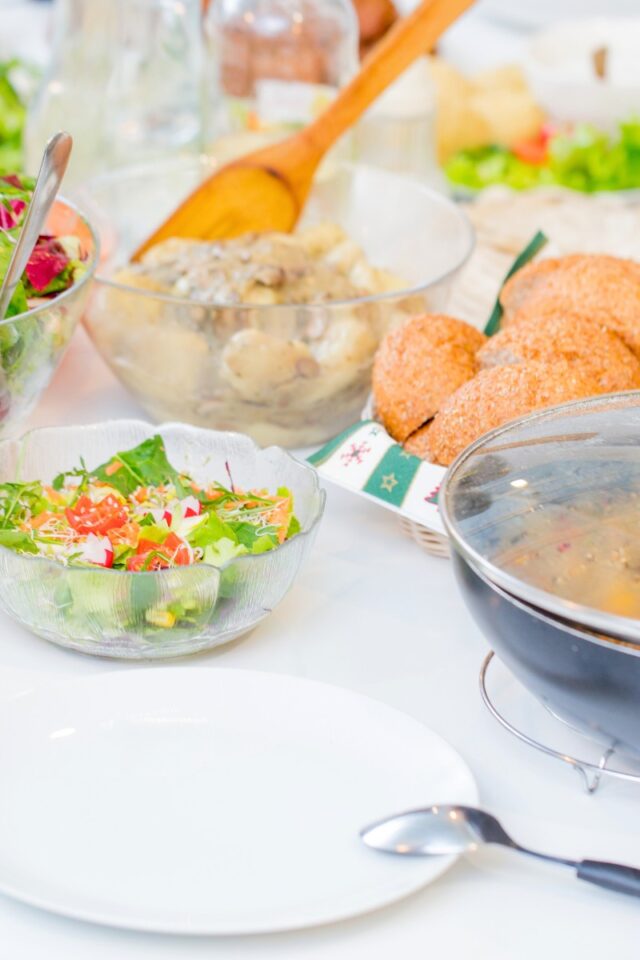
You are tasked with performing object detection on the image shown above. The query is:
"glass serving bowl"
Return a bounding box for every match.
[0,420,324,659]
[0,199,97,438]
[80,157,474,447]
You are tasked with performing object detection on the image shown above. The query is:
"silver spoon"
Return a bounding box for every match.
[361,804,640,898]
[0,131,73,321]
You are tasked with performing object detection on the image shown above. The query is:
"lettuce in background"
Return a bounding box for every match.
[446,118,640,194]
[0,60,27,174]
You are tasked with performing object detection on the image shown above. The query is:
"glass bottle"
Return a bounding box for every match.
[204,0,358,162]
[25,0,203,188]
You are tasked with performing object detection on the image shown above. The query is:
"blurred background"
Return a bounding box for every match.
[1,0,639,459]
[2,0,639,193]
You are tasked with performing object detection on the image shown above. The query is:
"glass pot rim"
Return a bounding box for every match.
[440,392,640,646]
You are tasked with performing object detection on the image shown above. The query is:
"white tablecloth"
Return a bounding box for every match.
[3,3,640,954]
[0,328,638,959]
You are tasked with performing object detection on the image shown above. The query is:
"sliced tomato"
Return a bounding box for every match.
[66,494,128,536]
[126,553,166,572]
[126,540,170,572]
[109,521,140,548]
[512,135,549,166]
[125,537,170,572]
[163,532,193,566]
[124,531,193,571]
[137,538,164,554]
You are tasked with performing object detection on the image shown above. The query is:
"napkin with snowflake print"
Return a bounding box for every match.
[308,420,446,534]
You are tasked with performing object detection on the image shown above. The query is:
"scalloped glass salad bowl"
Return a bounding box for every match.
[0,420,324,659]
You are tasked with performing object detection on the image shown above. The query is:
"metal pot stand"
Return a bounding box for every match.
[480,651,640,794]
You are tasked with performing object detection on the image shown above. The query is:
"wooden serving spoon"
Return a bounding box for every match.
[133,0,474,260]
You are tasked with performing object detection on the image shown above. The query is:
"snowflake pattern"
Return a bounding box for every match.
[340,441,372,467]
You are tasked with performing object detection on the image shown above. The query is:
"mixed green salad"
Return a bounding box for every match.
[0,174,88,318]
[0,434,300,577]
[446,118,640,193]
[0,174,89,426]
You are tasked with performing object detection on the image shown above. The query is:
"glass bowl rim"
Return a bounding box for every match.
[0,196,100,328]
[0,418,326,581]
[86,156,476,310]
[440,391,640,646]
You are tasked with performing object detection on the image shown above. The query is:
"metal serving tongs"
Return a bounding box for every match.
[0,132,73,322]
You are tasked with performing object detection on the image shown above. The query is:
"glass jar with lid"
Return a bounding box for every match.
[204,0,359,162]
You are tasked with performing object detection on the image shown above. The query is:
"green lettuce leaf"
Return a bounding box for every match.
[445,117,640,194]
[0,479,47,528]
[0,61,27,173]
[287,515,301,538]
[187,510,236,548]
[0,528,37,553]
[0,235,28,317]
[226,520,279,553]
[203,537,247,566]
[91,435,185,497]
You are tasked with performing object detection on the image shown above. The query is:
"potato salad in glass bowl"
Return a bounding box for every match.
[81,158,473,447]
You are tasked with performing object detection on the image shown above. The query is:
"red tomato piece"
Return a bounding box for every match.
[125,537,171,572]
[163,532,193,566]
[124,533,193,571]
[66,495,128,536]
[512,135,549,166]
[137,538,164,555]
[126,553,169,572]
[109,521,140,548]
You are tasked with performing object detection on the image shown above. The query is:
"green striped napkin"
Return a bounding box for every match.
[309,420,446,533]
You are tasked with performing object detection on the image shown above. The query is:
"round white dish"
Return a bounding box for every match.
[523,17,640,128]
[0,667,476,935]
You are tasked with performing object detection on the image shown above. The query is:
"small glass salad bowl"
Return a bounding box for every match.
[0,193,98,436]
[0,420,324,659]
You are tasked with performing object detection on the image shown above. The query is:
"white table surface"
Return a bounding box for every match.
[4,2,640,954]
[0,327,639,958]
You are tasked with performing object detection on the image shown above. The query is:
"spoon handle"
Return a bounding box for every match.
[577,860,640,898]
[306,0,475,153]
[0,132,72,321]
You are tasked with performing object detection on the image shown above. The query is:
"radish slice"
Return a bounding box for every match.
[80,533,114,568]
[149,507,173,526]
[181,496,201,519]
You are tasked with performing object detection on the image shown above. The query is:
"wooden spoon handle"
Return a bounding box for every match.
[306,0,475,153]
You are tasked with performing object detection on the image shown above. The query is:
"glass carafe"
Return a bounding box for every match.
[25,0,203,187]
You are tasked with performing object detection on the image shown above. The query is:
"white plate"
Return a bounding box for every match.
[0,668,476,935]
